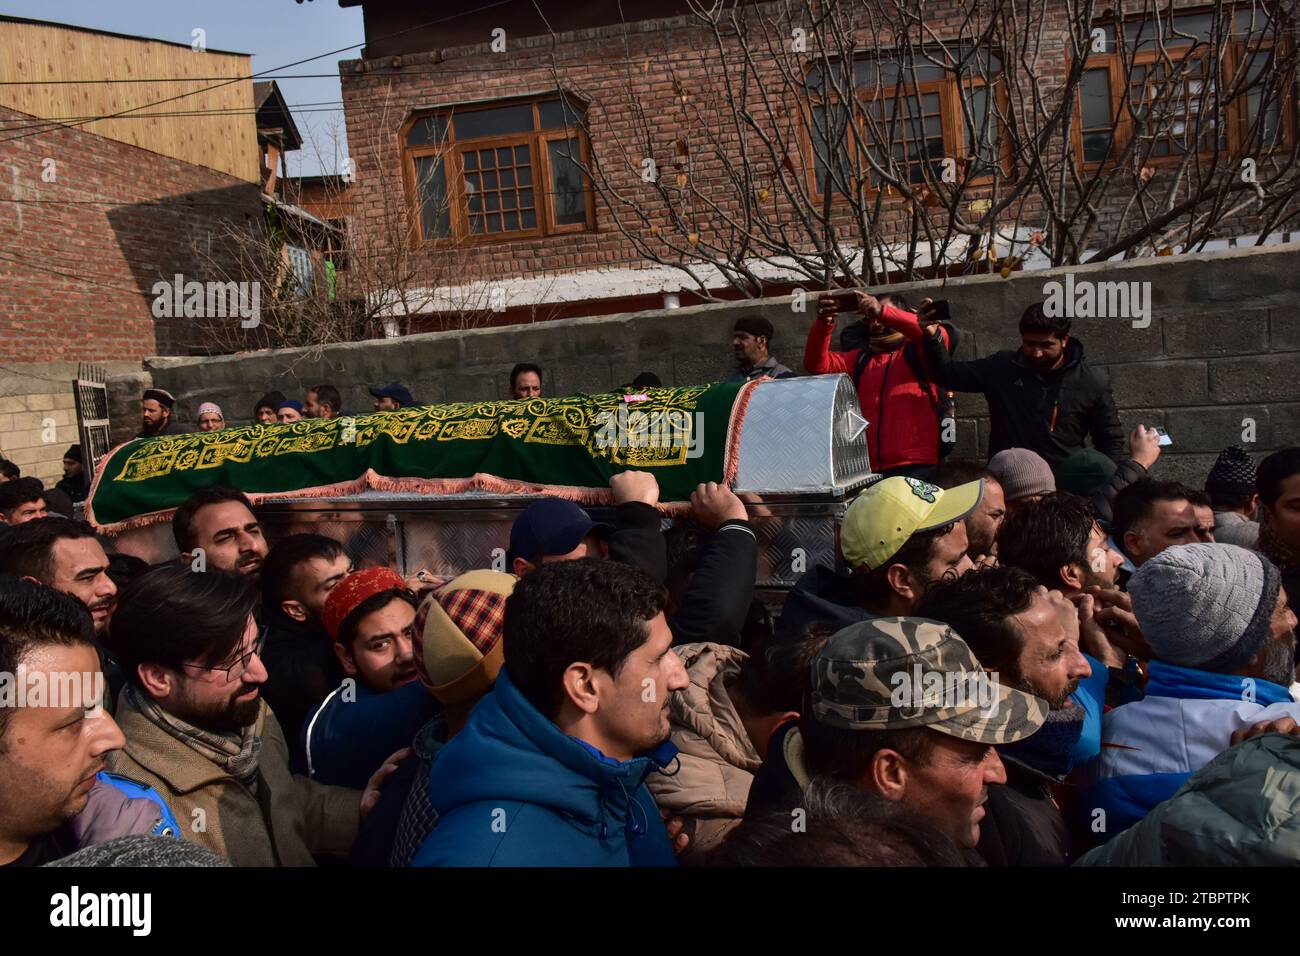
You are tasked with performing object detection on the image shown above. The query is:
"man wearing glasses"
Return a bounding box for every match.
[106,565,401,866]
[776,476,983,641]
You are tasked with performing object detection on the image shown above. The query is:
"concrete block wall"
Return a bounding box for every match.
[122,242,1299,487]
[0,363,142,485]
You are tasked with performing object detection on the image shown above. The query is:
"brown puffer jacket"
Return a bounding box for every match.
[646,642,761,858]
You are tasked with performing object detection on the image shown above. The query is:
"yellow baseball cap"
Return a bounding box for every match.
[841,477,984,570]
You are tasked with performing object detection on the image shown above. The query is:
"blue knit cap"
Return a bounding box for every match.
[1129,543,1282,674]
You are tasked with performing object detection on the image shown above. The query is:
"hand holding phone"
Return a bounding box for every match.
[1154,426,1173,447]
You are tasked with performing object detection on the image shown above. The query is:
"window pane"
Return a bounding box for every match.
[413,155,450,239]
[811,103,852,194]
[538,97,587,129]
[485,193,500,211]
[500,167,516,187]
[503,211,520,230]
[1244,47,1282,149]
[482,169,498,189]
[518,165,533,186]
[522,209,537,229]
[965,86,1000,172]
[452,104,535,140]
[407,116,448,147]
[520,188,534,209]
[548,137,588,225]
[1080,69,1112,129]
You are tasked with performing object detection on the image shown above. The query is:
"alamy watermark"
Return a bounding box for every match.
[151,274,261,328]
[1042,273,1151,329]
[889,665,1000,718]
[0,668,105,716]
[592,405,704,459]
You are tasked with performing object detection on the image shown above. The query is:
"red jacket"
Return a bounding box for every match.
[803,304,951,471]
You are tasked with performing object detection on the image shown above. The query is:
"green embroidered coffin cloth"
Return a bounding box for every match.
[86,381,756,532]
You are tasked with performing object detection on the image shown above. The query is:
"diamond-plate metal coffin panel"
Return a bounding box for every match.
[401,514,516,578]
[259,514,397,571]
[733,374,873,496]
[750,510,842,588]
[108,522,180,564]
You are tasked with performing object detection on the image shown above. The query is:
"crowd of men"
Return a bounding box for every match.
[1,290,1298,868]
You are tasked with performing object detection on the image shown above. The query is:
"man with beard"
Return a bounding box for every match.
[918,566,1108,865]
[808,291,955,478]
[917,302,1125,468]
[173,486,268,582]
[776,475,981,642]
[1258,448,1300,612]
[0,579,178,867]
[929,461,1006,566]
[0,517,122,711]
[303,569,438,790]
[136,388,187,439]
[1083,543,1300,842]
[106,566,397,865]
[726,315,794,383]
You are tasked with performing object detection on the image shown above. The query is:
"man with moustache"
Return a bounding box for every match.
[917,302,1125,468]
[1084,543,1300,841]
[726,315,794,383]
[412,559,690,866]
[136,388,188,439]
[106,566,396,865]
[303,569,439,790]
[0,517,123,710]
[0,579,178,867]
[918,566,1109,865]
[172,486,269,581]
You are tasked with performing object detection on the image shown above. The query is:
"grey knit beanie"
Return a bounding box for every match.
[44,835,228,867]
[987,448,1056,501]
[1129,543,1282,674]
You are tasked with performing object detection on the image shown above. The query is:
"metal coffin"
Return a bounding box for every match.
[106,375,873,590]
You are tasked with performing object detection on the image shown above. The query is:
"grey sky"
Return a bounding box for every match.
[2,0,364,176]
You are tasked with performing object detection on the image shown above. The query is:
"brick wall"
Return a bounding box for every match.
[127,241,1300,488]
[338,0,1290,309]
[0,105,264,362]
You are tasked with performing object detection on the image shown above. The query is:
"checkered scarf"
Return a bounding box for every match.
[126,684,262,791]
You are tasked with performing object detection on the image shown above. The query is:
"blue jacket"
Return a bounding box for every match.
[304,678,439,790]
[411,668,679,867]
[1081,659,1300,841]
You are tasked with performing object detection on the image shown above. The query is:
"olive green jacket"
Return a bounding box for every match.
[107,692,360,866]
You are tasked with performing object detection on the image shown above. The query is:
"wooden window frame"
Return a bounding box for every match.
[803,55,1010,202]
[401,95,594,246]
[1072,15,1295,170]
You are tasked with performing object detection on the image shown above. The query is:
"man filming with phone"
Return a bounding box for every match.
[914,299,1126,470]
[808,290,956,478]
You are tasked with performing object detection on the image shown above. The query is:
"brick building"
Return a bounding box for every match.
[337,0,1298,329]
[0,16,264,481]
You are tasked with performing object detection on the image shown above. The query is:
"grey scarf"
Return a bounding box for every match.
[127,684,262,791]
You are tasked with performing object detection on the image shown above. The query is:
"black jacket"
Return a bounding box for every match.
[920,334,1125,468]
[1091,458,1148,529]
[611,502,756,647]
[134,418,189,440]
[258,608,344,775]
[977,756,1072,867]
[775,565,875,643]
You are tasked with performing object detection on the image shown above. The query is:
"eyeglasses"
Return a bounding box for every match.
[182,626,268,683]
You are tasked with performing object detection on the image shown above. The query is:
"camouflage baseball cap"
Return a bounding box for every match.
[810,617,1048,745]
